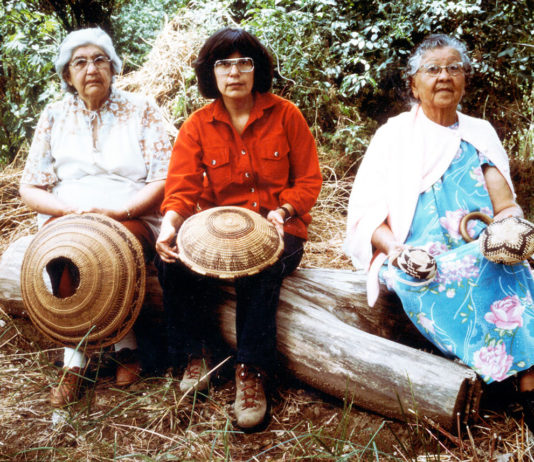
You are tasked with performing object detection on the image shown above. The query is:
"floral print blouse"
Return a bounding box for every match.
[21,88,172,237]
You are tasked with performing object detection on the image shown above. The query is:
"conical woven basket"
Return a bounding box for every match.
[20,213,146,349]
[177,206,284,278]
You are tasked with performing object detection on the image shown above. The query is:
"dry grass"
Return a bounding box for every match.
[2,156,534,461]
[0,152,36,255]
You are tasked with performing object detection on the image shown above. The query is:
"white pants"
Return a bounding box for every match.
[63,330,137,369]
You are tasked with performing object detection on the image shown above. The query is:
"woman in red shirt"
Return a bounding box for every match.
[155,28,322,429]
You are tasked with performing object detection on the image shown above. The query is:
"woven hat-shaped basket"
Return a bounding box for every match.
[177,206,284,278]
[20,213,146,349]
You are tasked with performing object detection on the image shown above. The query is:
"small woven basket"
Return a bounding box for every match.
[177,206,284,279]
[388,246,437,287]
[460,212,534,264]
[20,213,146,349]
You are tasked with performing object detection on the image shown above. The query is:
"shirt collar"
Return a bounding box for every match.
[208,92,277,125]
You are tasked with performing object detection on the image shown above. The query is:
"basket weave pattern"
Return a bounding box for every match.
[178,207,284,279]
[480,216,534,265]
[20,214,146,349]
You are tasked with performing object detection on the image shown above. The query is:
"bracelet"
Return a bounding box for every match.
[279,206,292,222]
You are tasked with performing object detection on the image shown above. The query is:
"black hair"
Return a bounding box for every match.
[194,28,273,99]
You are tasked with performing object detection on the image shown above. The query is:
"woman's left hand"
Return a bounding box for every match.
[267,209,285,236]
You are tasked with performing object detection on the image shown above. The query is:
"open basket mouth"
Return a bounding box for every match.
[20,213,146,349]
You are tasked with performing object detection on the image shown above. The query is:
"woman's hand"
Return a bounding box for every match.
[19,184,80,217]
[156,210,184,263]
[75,207,123,220]
[267,204,295,236]
[371,222,405,258]
[267,209,285,236]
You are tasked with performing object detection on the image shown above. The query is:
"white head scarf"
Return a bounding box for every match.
[55,28,122,93]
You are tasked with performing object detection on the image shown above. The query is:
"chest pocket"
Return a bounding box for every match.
[257,136,290,181]
[202,146,231,187]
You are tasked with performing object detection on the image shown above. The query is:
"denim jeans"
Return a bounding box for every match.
[156,233,304,371]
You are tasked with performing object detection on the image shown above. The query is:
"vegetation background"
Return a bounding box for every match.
[1,0,534,460]
[2,0,533,175]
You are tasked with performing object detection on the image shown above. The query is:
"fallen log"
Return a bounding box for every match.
[0,235,481,430]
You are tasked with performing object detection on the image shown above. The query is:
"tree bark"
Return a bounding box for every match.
[0,235,481,430]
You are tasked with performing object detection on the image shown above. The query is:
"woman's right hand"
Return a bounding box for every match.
[371,222,405,258]
[156,211,184,263]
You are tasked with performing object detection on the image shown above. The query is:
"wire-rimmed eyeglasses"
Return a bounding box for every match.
[418,62,464,76]
[69,55,111,72]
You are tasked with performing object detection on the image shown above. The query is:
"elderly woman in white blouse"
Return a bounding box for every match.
[19,28,171,406]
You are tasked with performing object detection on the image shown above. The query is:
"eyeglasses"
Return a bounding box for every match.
[214,57,254,75]
[69,55,111,72]
[419,62,464,76]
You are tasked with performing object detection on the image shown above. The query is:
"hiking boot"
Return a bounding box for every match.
[234,363,267,429]
[50,367,84,407]
[115,349,142,386]
[179,357,210,393]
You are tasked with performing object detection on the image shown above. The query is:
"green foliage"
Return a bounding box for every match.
[36,0,126,34]
[1,0,533,170]
[236,0,533,174]
[112,0,186,71]
[0,1,62,164]
[0,0,185,165]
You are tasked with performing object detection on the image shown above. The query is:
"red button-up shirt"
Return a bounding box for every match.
[162,92,322,239]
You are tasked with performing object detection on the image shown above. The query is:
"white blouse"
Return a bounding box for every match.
[21,88,172,238]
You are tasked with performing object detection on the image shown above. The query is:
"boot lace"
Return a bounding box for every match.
[238,367,263,409]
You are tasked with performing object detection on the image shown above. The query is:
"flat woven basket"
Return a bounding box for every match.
[20,213,146,349]
[177,206,284,278]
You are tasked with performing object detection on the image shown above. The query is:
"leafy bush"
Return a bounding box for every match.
[1,0,532,171]
[0,0,186,165]
[0,1,62,164]
[112,0,186,71]
[235,0,533,173]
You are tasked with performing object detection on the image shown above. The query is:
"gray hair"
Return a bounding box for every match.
[406,34,472,81]
[55,28,122,93]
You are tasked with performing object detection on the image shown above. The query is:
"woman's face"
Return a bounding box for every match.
[66,44,112,110]
[411,47,466,120]
[214,51,254,101]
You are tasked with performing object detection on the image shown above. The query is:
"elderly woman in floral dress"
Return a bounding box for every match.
[19,28,171,406]
[345,34,534,426]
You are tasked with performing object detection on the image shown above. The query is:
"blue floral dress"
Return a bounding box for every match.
[381,138,534,383]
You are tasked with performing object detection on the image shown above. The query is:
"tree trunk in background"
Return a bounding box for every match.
[0,235,482,431]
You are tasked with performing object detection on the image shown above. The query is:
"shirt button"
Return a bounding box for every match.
[211,159,216,165]
[274,151,279,157]
[250,187,255,193]
[245,172,250,178]
[252,202,257,207]
[241,150,246,155]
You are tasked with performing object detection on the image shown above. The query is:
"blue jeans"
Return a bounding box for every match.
[156,233,304,371]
